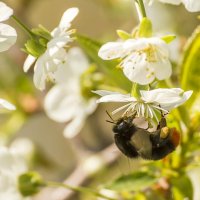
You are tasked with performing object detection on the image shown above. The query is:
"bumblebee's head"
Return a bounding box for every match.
[113,116,136,136]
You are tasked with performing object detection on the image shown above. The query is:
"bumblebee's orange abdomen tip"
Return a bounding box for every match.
[171,128,181,147]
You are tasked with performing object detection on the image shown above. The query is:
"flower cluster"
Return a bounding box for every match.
[96,20,192,123]
[44,47,97,138]
[23,7,79,90]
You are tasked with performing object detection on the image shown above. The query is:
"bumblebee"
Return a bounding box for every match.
[108,113,180,160]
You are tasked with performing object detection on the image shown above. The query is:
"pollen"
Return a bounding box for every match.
[160,127,170,138]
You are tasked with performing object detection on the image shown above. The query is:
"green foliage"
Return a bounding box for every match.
[171,175,193,200]
[181,26,200,93]
[76,34,132,92]
[106,171,158,193]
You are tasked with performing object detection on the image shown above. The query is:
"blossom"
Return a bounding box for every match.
[94,88,192,122]
[0,2,17,52]
[0,146,29,200]
[98,37,172,85]
[23,7,79,90]
[44,48,97,138]
[148,0,200,12]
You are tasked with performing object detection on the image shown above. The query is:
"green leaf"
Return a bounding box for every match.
[171,175,193,200]
[181,26,200,93]
[138,18,152,37]
[161,35,176,44]
[106,172,158,192]
[76,34,132,92]
[117,30,131,40]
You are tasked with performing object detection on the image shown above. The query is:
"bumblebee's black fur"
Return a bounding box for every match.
[113,116,177,160]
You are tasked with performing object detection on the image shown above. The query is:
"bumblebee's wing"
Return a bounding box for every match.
[130,129,152,159]
[114,134,139,158]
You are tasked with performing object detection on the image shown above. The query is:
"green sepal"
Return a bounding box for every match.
[138,17,152,38]
[161,35,176,44]
[18,171,45,197]
[24,39,46,58]
[131,83,149,98]
[31,25,52,41]
[117,30,131,40]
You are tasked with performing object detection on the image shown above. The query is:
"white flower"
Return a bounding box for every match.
[98,37,172,85]
[148,0,200,12]
[44,48,97,138]
[94,88,192,121]
[0,98,16,111]
[0,2,17,52]
[23,7,79,90]
[0,146,29,200]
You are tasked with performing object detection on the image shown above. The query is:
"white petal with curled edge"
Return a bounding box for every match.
[98,42,125,60]
[0,99,15,110]
[140,88,193,110]
[0,23,17,52]
[44,83,80,123]
[63,113,85,138]
[23,55,36,72]
[33,57,46,91]
[59,7,79,29]
[182,0,200,12]
[94,90,136,103]
[159,0,181,5]
[93,90,121,97]
[0,2,13,22]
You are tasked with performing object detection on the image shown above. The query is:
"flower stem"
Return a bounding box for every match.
[11,15,35,38]
[135,0,147,21]
[46,181,116,200]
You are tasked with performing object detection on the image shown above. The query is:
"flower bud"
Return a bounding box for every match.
[18,171,45,197]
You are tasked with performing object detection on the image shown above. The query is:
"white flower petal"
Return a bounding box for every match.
[23,55,36,72]
[0,99,15,110]
[59,7,79,29]
[48,36,71,49]
[63,113,85,138]
[182,0,200,12]
[0,2,13,22]
[0,23,17,52]
[98,42,125,60]
[33,57,46,91]
[159,0,181,5]
[152,60,172,80]
[122,53,155,85]
[94,90,136,103]
[141,88,193,110]
[93,90,121,97]
[44,83,80,123]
